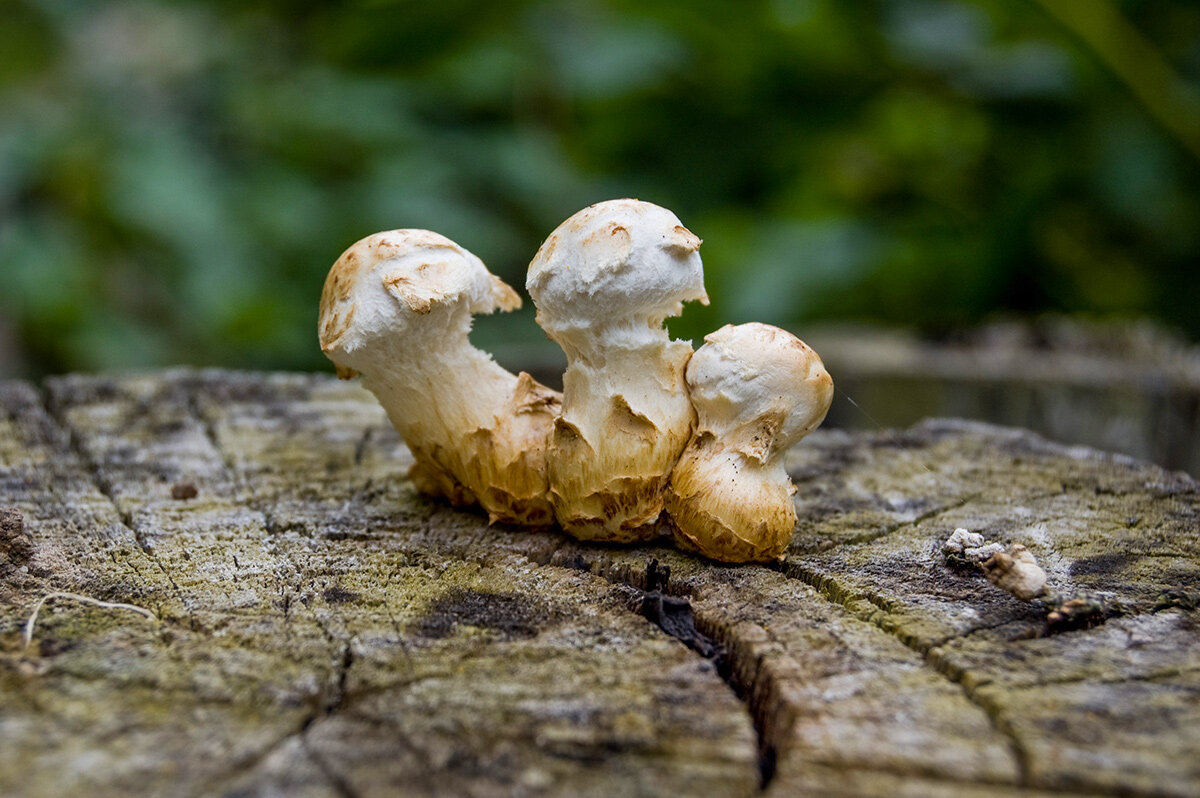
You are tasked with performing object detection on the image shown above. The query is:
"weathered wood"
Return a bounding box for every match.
[1,369,1197,798]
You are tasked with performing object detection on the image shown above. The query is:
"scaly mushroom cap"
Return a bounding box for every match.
[526,200,708,542]
[527,199,708,354]
[668,323,833,563]
[318,229,559,527]
[685,323,833,460]
[320,229,520,378]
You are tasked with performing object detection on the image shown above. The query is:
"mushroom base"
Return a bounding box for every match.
[546,410,691,542]
[549,474,672,543]
[396,372,561,528]
[408,454,557,528]
[666,442,797,564]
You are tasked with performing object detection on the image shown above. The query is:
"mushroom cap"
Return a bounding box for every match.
[526,199,707,339]
[686,323,834,460]
[319,229,520,374]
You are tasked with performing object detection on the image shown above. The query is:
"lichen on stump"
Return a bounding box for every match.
[1,370,1198,797]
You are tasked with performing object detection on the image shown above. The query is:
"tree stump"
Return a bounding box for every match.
[1,370,1197,797]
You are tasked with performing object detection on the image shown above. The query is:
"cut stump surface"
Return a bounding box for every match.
[1,370,1198,797]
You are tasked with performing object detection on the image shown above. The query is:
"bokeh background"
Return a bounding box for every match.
[2,0,1199,382]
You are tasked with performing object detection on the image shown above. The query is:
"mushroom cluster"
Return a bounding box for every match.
[318,200,833,563]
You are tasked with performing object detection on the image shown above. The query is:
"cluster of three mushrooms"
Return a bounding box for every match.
[318,200,833,563]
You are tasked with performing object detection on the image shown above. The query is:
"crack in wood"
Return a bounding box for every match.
[184,388,239,479]
[8,372,1195,797]
[326,640,355,715]
[777,558,1034,787]
[40,387,198,630]
[302,719,362,798]
[181,379,355,667]
[556,556,777,790]
[353,426,373,466]
[202,715,315,796]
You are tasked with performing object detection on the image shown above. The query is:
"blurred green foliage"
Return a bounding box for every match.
[1,0,1198,377]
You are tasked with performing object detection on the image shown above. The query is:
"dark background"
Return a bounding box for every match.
[2,0,1198,380]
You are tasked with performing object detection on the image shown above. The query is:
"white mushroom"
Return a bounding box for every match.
[944,528,986,553]
[319,229,561,526]
[667,323,833,563]
[526,199,708,541]
[944,528,1005,563]
[981,544,1048,601]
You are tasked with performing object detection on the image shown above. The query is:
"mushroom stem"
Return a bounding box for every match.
[361,345,557,523]
[549,336,696,541]
[361,336,516,444]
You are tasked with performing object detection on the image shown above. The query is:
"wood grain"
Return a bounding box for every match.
[2,370,1197,797]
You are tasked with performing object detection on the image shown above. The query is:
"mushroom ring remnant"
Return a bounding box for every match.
[318,201,834,562]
